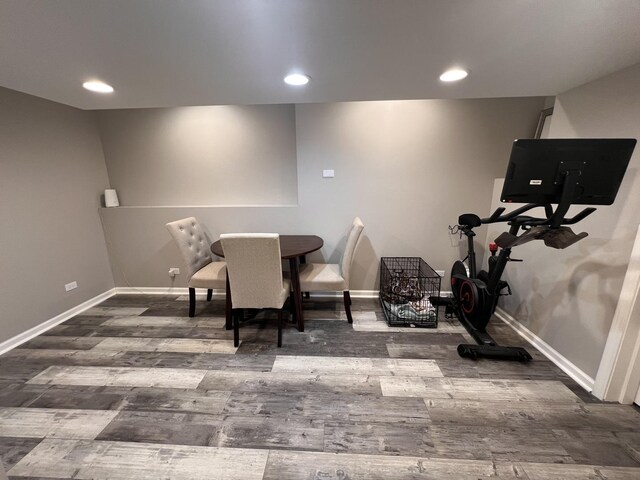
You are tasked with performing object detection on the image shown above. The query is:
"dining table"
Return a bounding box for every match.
[210,234,323,332]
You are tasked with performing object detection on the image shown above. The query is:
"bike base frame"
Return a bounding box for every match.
[430,295,533,362]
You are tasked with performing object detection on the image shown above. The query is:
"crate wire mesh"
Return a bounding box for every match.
[379,257,441,328]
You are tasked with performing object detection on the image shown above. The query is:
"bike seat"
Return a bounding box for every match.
[458,213,481,228]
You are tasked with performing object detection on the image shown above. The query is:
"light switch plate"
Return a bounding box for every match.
[322,169,335,178]
[65,281,78,292]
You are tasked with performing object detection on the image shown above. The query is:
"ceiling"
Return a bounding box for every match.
[1,0,639,110]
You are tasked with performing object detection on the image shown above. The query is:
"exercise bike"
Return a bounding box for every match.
[431,138,636,362]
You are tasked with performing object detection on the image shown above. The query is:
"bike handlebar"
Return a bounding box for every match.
[563,207,597,224]
[480,204,596,227]
[480,204,540,224]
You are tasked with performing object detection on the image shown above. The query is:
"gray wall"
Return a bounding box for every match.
[97,104,298,206]
[0,87,114,343]
[99,97,544,290]
[485,63,640,379]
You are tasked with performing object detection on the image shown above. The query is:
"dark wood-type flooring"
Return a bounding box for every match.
[1,294,640,479]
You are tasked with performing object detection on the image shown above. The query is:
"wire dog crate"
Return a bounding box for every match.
[379,257,441,328]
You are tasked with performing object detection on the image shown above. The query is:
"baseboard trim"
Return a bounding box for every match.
[115,287,226,296]
[114,287,380,299]
[495,307,595,392]
[0,288,117,355]
[309,290,379,299]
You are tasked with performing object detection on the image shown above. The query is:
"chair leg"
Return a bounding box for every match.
[188,288,196,318]
[207,289,213,301]
[277,309,283,348]
[233,310,240,347]
[225,275,232,330]
[343,291,353,324]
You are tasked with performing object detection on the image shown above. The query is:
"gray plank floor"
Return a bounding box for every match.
[1,295,640,479]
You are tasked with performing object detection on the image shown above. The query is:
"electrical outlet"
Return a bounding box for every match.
[168,267,180,278]
[65,281,78,292]
[322,169,335,178]
[435,270,445,278]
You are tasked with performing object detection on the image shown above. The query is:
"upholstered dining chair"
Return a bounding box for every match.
[220,233,291,348]
[298,217,364,323]
[166,217,226,317]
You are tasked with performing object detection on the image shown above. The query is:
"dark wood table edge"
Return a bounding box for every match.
[210,235,323,259]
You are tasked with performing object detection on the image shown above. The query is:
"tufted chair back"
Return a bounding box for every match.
[166,217,213,279]
[339,217,365,288]
[220,233,287,309]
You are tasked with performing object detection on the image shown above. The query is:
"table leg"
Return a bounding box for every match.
[300,255,310,299]
[289,257,304,332]
[225,273,232,330]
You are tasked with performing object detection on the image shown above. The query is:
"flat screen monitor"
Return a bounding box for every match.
[500,138,636,205]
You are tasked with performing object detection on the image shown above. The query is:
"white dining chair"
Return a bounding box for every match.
[220,233,291,347]
[298,217,364,323]
[166,217,226,317]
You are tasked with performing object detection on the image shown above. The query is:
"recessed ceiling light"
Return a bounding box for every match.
[82,80,114,93]
[439,69,469,82]
[284,73,310,86]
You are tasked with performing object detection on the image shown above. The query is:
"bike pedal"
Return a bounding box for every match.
[497,280,512,296]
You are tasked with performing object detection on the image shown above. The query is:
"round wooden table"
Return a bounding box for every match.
[211,235,323,332]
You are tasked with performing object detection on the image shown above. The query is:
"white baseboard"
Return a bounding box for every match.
[115,287,226,296]
[276,290,446,299]
[0,288,117,355]
[495,306,595,392]
[114,287,380,299]
[309,290,379,299]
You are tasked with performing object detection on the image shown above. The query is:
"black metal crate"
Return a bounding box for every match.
[379,257,441,328]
